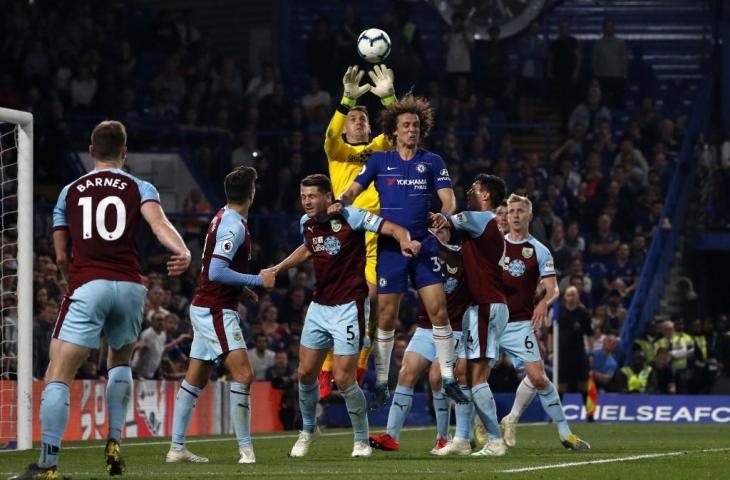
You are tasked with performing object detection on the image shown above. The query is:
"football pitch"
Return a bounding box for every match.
[2,424,729,479]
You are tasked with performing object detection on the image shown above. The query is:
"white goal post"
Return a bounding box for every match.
[0,107,33,450]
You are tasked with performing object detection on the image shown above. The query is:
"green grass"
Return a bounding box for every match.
[2,424,729,479]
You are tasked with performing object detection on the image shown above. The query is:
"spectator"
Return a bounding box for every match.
[482,25,509,102]
[557,287,592,393]
[614,138,649,185]
[301,77,331,118]
[589,214,620,263]
[559,258,593,294]
[443,12,474,92]
[244,63,276,101]
[652,347,676,393]
[630,233,648,267]
[181,188,211,244]
[600,289,627,334]
[604,243,639,294]
[133,313,168,379]
[516,21,547,122]
[549,223,572,276]
[266,350,295,386]
[249,333,275,381]
[548,21,581,129]
[146,285,170,323]
[655,319,693,393]
[563,221,586,259]
[591,19,628,107]
[530,198,563,246]
[616,350,657,393]
[32,300,58,379]
[569,86,611,136]
[591,334,618,391]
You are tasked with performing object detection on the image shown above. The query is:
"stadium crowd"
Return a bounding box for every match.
[3,0,730,425]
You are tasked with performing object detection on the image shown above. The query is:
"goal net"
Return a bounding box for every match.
[0,108,33,450]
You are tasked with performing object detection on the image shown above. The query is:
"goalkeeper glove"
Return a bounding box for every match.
[368,64,396,105]
[342,65,371,107]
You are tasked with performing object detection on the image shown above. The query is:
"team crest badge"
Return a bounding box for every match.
[522,247,534,259]
[330,219,342,232]
[233,331,242,342]
[379,277,388,287]
[446,264,458,275]
[416,163,426,173]
[222,240,234,253]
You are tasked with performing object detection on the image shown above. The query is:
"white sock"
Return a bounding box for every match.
[374,328,395,385]
[509,377,537,420]
[432,324,455,381]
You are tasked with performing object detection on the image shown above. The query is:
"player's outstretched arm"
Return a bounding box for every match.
[342,65,371,106]
[268,244,312,275]
[141,202,191,276]
[437,187,457,214]
[328,181,366,215]
[379,220,420,257]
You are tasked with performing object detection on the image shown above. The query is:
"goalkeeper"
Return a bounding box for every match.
[318,64,396,399]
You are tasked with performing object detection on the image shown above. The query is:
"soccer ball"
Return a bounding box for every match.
[357,28,391,63]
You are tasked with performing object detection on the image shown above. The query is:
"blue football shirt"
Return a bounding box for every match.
[354,149,452,239]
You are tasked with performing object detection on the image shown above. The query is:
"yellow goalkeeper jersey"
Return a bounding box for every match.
[324,107,390,213]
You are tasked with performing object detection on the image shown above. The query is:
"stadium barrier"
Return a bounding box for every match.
[0,380,282,442]
[325,392,730,428]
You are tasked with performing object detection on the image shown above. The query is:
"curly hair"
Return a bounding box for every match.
[379,94,434,146]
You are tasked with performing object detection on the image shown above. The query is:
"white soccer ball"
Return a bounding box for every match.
[357,28,391,64]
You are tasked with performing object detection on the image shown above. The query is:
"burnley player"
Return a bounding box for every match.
[11,121,191,480]
[330,94,467,407]
[442,174,510,457]
[498,194,590,451]
[166,166,275,466]
[369,227,472,455]
[320,64,396,398]
[268,174,419,458]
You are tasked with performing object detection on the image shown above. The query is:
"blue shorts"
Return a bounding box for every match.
[376,235,443,294]
[189,305,247,362]
[500,321,542,368]
[301,299,368,356]
[54,279,147,350]
[405,327,466,362]
[462,303,509,362]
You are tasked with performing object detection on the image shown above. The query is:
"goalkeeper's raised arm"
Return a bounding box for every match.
[324,64,397,214]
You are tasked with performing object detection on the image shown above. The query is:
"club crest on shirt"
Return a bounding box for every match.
[379,277,388,287]
[444,276,458,294]
[507,259,526,277]
[330,219,342,232]
[222,240,234,253]
[233,330,242,342]
[324,236,341,255]
[522,247,534,259]
[446,264,458,275]
[416,163,426,173]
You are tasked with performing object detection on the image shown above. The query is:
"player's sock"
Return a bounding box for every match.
[537,382,572,439]
[38,382,70,468]
[171,380,202,446]
[374,328,395,385]
[386,385,413,440]
[471,382,501,441]
[432,389,450,440]
[509,376,537,420]
[230,382,252,448]
[432,324,456,381]
[341,383,369,443]
[455,385,474,440]
[106,365,132,443]
[298,381,320,433]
